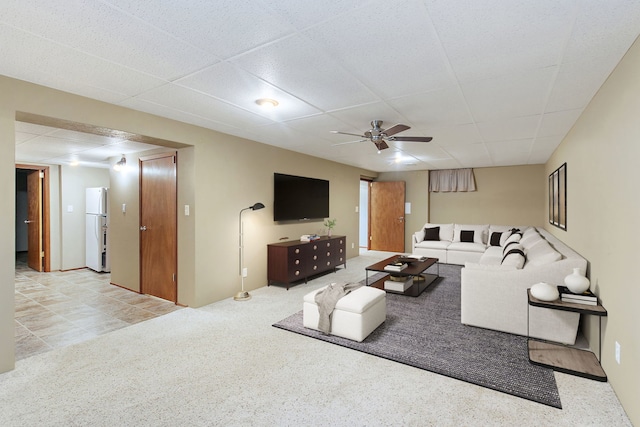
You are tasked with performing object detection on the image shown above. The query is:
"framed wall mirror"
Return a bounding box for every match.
[549,163,567,230]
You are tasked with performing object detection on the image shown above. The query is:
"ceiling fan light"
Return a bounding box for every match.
[255,98,279,108]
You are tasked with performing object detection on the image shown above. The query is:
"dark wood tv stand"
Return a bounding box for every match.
[267,235,346,290]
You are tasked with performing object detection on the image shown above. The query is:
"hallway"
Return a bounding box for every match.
[14,254,181,360]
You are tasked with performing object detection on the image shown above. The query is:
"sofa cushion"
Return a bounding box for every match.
[526,240,562,266]
[464,262,518,271]
[414,240,451,250]
[520,230,544,249]
[453,224,488,244]
[448,242,486,253]
[479,246,503,265]
[423,226,440,241]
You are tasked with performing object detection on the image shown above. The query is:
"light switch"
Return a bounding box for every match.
[184,205,190,216]
[67,205,73,213]
[122,203,126,213]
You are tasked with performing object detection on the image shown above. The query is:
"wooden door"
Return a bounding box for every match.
[369,181,405,252]
[26,170,43,271]
[140,153,177,302]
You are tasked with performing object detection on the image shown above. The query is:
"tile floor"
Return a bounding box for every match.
[14,253,181,360]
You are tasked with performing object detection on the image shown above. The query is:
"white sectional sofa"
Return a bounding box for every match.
[412,223,587,344]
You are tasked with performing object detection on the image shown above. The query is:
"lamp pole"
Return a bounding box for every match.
[234,203,264,301]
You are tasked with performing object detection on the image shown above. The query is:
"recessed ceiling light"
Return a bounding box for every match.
[255,98,279,108]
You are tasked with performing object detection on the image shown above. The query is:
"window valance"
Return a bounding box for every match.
[429,168,476,192]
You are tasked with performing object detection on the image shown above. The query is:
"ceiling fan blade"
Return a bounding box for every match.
[374,140,389,150]
[382,124,410,137]
[389,136,433,143]
[330,130,367,138]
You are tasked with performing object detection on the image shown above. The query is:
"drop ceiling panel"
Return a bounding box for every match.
[462,67,557,123]
[258,0,374,31]
[175,62,322,121]
[538,109,583,138]
[231,34,378,112]
[486,139,533,165]
[546,56,619,113]
[0,24,166,96]
[1,0,219,81]
[427,0,574,82]
[133,84,276,128]
[476,115,541,142]
[328,103,409,131]
[386,87,473,127]
[421,124,484,146]
[562,1,640,63]
[105,0,295,59]
[303,0,456,99]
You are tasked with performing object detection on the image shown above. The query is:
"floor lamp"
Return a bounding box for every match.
[235,202,265,301]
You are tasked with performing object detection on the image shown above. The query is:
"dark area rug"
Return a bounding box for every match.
[273,264,562,409]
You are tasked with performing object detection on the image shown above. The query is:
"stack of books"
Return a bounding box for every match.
[559,286,598,306]
[384,276,413,292]
[384,262,408,272]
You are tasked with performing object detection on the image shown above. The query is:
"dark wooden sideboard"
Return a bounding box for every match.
[267,235,346,289]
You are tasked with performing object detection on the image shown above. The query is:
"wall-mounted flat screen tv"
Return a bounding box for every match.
[273,173,329,221]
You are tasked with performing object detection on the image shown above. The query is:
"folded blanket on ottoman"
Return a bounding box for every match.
[314,282,362,333]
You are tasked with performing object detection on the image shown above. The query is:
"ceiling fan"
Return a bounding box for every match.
[330,120,432,151]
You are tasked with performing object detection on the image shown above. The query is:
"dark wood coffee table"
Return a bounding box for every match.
[365,255,439,297]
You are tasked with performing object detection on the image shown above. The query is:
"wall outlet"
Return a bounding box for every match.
[242,267,248,278]
[352,242,355,249]
[615,341,621,364]
[184,204,190,216]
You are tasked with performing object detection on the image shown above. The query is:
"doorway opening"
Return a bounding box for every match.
[15,166,50,272]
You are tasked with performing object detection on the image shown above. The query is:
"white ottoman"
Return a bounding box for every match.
[303,285,386,342]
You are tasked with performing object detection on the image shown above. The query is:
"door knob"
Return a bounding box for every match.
[24,220,33,224]
[140,226,147,231]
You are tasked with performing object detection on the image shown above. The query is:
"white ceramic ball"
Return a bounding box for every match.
[530,282,559,301]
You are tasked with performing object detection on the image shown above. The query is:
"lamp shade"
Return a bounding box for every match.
[250,202,265,210]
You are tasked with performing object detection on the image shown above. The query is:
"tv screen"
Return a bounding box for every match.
[273,173,329,221]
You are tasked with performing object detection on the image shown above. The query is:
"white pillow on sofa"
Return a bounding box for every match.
[501,243,526,269]
[453,224,488,244]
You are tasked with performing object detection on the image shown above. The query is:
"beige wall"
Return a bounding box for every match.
[0,76,374,373]
[377,170,429,253]
[60,165,110,270]
[429,165,546,226]
[545,36,640,425]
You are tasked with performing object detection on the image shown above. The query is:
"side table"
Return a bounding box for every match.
[527,289,608,381]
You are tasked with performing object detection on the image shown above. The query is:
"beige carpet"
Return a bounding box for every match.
[0,253,632,426]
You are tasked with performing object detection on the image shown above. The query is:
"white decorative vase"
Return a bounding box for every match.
[327,228,332,237]
[564,268,590,294]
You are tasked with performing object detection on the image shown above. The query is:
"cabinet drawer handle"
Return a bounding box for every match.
[295,248,300,254]
[326,261,331,266]
[295,271,300,276]
[313,266,318,270]
[295,260,300,265]
[327,252,330,257]
[327,242,331,247]
[313,245,317,250]
[340,249,343,253]
[313,255,318,260]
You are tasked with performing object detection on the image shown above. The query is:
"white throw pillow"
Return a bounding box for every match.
[501,245,526,269]
[502,233,521,248]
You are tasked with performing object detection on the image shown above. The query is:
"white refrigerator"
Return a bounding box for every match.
[86,187,110,272]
